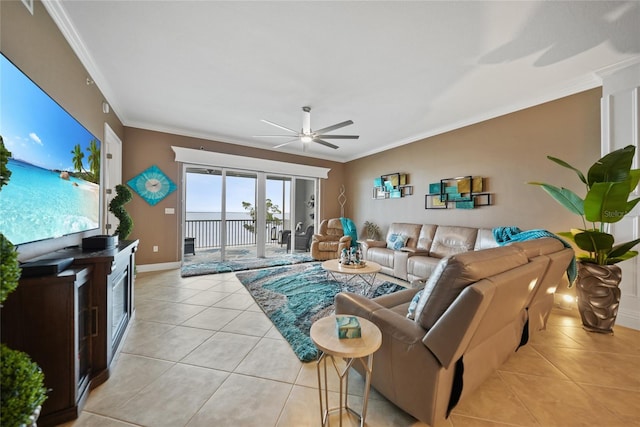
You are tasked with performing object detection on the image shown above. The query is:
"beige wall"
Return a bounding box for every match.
[123,128,344,265]
[345,89,602,239]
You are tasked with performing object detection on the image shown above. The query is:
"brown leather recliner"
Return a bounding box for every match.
[310,218,352,260]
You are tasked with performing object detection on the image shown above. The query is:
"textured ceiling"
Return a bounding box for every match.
[46,0,640,162]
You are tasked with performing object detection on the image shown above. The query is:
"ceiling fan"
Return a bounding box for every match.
[255,106,359,150]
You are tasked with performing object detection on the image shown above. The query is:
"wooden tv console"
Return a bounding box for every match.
[1,240,139,426]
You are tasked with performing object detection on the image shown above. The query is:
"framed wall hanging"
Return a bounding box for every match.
[127,165,177,206]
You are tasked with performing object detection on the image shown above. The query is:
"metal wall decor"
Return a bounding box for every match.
[425,176,492,209]
[372,173,412,199]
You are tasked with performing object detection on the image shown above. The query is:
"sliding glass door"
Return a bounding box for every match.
[225,171,257,259]
[292,178,316,254]
[185,168,223,261]
[266,176,291,257]
[184,167,316,261]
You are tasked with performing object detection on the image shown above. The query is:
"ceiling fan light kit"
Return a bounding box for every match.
[255,106,359,150]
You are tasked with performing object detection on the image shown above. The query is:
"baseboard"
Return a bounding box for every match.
[136,262,181,273]
[616,309,640,331]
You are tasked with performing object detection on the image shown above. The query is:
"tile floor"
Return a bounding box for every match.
[61,268,640,427]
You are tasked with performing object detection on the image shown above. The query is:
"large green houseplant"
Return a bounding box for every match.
[530,144,640,332]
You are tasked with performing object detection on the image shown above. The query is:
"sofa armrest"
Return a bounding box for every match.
[360,239,386,250]
[335,292,386,319]
[339,235,352,243]
[370,305,430,346]
[312,234,336,242]
[336,292,427,346]
[400,247,430,256]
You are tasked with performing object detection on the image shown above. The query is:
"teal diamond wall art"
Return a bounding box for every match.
[127,165,176,206]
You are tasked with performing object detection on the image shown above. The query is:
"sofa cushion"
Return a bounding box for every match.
[414,246,528,330]
[387,233,407,250]
[429,226,478,258]
[386,223,423,249]
[474,228,499,251]
[407,256,442,281]
[416,224,438,251]
[325,218,344,238]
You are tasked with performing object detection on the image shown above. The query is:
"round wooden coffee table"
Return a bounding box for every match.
[310,315,382,427]
[321,259,381,288]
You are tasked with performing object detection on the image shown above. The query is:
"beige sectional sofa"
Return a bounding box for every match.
[336,237,574,426]
[360,223,499,282]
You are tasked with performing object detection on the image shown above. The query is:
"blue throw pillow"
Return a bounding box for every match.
[407,290,423,320]
[386,233,407,250]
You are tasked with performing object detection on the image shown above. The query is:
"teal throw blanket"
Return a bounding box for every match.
[493,226,577,285]
[340,217,358,247]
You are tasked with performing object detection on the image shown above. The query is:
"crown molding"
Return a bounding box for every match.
[42,0,123,125]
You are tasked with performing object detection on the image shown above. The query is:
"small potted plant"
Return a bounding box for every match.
[109,184,134,240]
[363,221,381,241]
[1,345,48,426]
[529,145,640,332]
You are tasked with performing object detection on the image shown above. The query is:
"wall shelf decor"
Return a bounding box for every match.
[372,173,413,199]
[425,176,492,209]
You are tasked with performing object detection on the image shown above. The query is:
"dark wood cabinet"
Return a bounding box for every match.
[1,240,138,426]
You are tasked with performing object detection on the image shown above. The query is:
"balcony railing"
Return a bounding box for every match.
[185,219,286,249]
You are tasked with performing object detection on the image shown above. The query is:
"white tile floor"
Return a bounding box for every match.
[60,268,640,427]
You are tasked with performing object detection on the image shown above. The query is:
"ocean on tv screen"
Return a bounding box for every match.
[0,159,99,245]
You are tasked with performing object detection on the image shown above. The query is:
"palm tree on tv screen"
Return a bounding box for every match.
[86,139,100,182]
[71,144,85,174]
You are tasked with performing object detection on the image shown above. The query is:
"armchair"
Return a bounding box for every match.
[294,225,314,251]
[310,218,352,260]
[279,225,314,252]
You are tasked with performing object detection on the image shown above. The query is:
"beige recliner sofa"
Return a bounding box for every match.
[360,223,499,282]
[310,218,352,260]
[336,237,574,426]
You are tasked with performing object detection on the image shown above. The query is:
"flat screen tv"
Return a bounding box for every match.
[0,53,101,247]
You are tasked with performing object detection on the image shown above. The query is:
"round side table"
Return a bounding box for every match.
[310,315,382,427]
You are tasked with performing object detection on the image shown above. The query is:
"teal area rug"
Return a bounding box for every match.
[236,262,406,362]
[181,253,313,277]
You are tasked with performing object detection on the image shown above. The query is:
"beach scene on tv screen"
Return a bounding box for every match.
[0,55,100,245]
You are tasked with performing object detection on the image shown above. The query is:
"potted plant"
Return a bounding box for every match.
[530,145,640,332]
[108,184,134,240]
[1,345,47,427]
[363,221,381,240]
[0,136,48,424]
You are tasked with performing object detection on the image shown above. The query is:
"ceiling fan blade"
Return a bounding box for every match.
[261,119,298,134]
[316,135,359,139]
[253,135,299,138]
[314,120,354,135]
[313,138,339,149]
[273,139,299,149]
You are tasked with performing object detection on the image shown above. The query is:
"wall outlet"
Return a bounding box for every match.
[153,245,159,252]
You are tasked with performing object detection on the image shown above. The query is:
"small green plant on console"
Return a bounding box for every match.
[109,184,134,240]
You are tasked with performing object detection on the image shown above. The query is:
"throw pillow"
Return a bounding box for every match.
[386,233,407,250]
[406,290,423,320]
[412,256,450,324]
